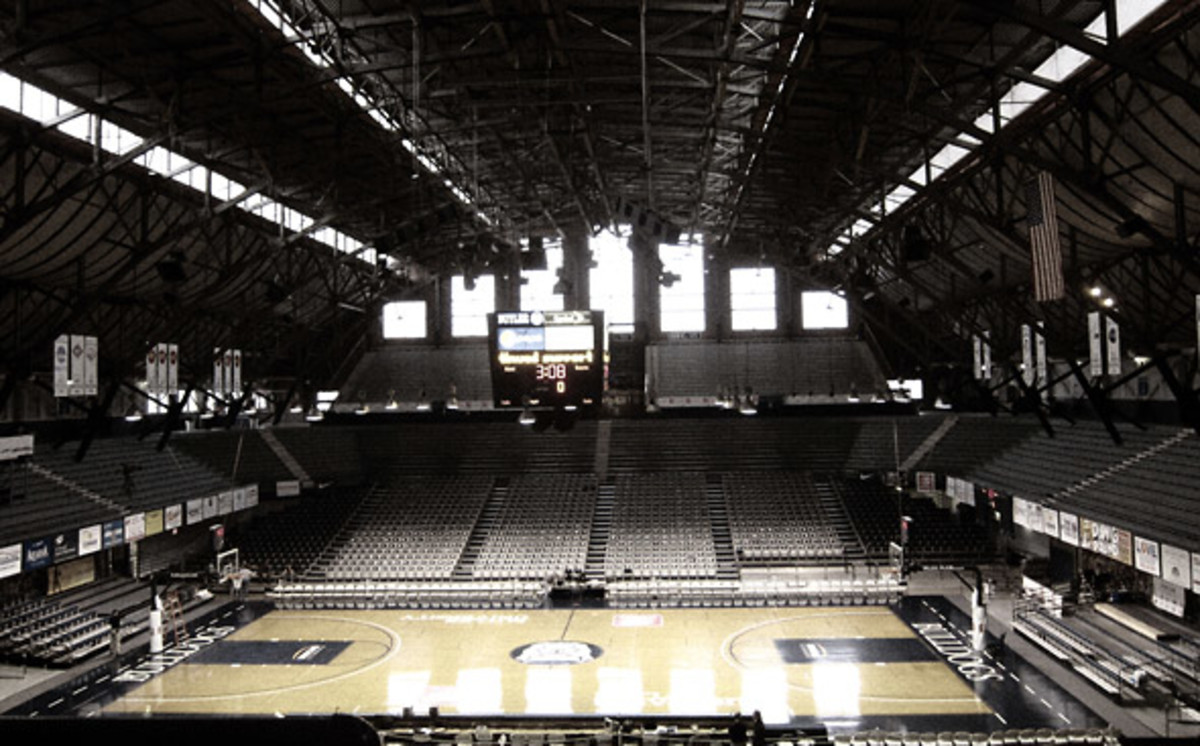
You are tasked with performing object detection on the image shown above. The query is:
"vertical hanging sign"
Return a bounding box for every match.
[1034,321,1047,393]
[167,344,179,395]
[1020,325,1034,386]
[230,349,242,396]
[1105,316,1121,375]
[69,335,86,396]
[1088,311,1103,377]
[83,336,98,396]
[54,335,70,398]
[213,348,226,396]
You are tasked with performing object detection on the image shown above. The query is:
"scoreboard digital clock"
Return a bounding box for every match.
[488,310,605,409]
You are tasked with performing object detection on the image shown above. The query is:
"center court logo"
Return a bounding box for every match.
[510,640,603,665]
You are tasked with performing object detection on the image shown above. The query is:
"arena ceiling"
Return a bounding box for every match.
[0,0,1198,405]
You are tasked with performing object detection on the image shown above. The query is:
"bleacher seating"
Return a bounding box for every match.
[603,472,718,579]
[239,488,368,580]
[472,474,596,580]
[722,472,845,563]
[317,476,493,580]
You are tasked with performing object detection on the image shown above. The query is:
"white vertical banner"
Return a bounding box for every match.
[157,343,169,395]
[1195,294,1200,355]
[231,349,242,395]
[1088,311,1103,377]
[54,335,70,397]
[1105,316,1121,375]
[981,331,992,380]
[167,343,179,394]
[214,348,226,396]
[1021,324,1034,386]
[1034,321,1047,392]
[147,345,160,395]
[83,336,98,396]
[69,335,86,396]
[972,336,983,380]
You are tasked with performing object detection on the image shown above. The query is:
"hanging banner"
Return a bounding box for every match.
[0,543,21,579]
[167,343,179,394]
[54,335,70,397]
[213,348,226,396]
[165,503,184,531]
[1035,321,1047,391]
[1105,317,1121,375]
[83,335,98,396]
[981,331,991,380]
[1161,544,1190,589]
[1152,577,1185,618]
[78,525,102,556]
[69,335,86,396]
[231,349,242,395]
[1021,324,1034,386]
[1088,311,1103,377]
[972,336,983,381]
[1041,508,1059,540]
[147,345,160,395]
[1135,536,1160,576]
[1115,529,1133,566]
[1059,512,1079,546]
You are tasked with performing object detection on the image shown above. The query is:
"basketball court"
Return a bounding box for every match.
[13,596,1106,735]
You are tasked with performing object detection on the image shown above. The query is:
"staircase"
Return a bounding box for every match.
[583,480,615,582]
[900,415,959,473]
[259,429,312,487]
[452,478,508,579]
[1061,428,1192,497]
[705,473,740,580]
[26,462,123,513]
[813,477,867,563]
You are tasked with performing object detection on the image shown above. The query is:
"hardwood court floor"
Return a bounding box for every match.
[101,605,993,723]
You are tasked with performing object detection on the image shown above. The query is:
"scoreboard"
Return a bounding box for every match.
[488,310,605,409]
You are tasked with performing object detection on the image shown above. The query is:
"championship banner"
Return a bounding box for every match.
[231,349,242,394]
[1088,312,1103,377]
[1161,544,1190,589]
[186,498,204,525]
[1041,508,1059,539]
[1105,317,1121,375]
[1135,536,1160,576]
[0,543,22,579]
[123,513,146,543]
[69,335,86,396]
[54,335,70,397]
[214,348,226,395]
[1152,577,1185,618]
[51,531,78,563]
[1021,324,1034,386]
[1059,512,1079,546]
[102,519,124,549]
[165,503,184,530]
[1035,321,1047,390]
[83,335,98,396]
[23,537,53,571]
[167,343,179,394]
[147,344,161,395]
[78,525,102,556]
[145,509,164,537]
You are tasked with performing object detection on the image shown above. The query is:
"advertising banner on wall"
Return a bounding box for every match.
[1116,529,1133,566]
[145,509,164,537]
[1135,536,1161,576]
[123,513,146,543]
[51,531,78,563]
[23,537,53,571]
[166,504,184,531]
[245,484,259,509]
[217,491,234,515]
[0,543,23,578]
[1152,576,1185,618]
[1161,544,1190,588]
[202,495,218,520]
[1013,497,1030,529]
[1041,509,1059,540]
[102,520,124,549]
[186,499,204,525]
[916,471,936,493]
[1059,512,1079,546]
[78,525,102,556]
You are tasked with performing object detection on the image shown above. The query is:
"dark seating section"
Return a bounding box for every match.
[836,477,991,564]
[172,430,294,486]
[0,461,122,546]
[604,472,717,579]
[722,471,845,564]
[268,427,366,486]
[237,488,368,580]
[914,415,1041,474]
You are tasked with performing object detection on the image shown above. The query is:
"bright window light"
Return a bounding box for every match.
[589,229,635,334]
[520,239,565,312]
[659,239,705,333]
[451,274,494,337]
[730,267,776,331]
[802,291,849,330]
[382,300,427,340]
